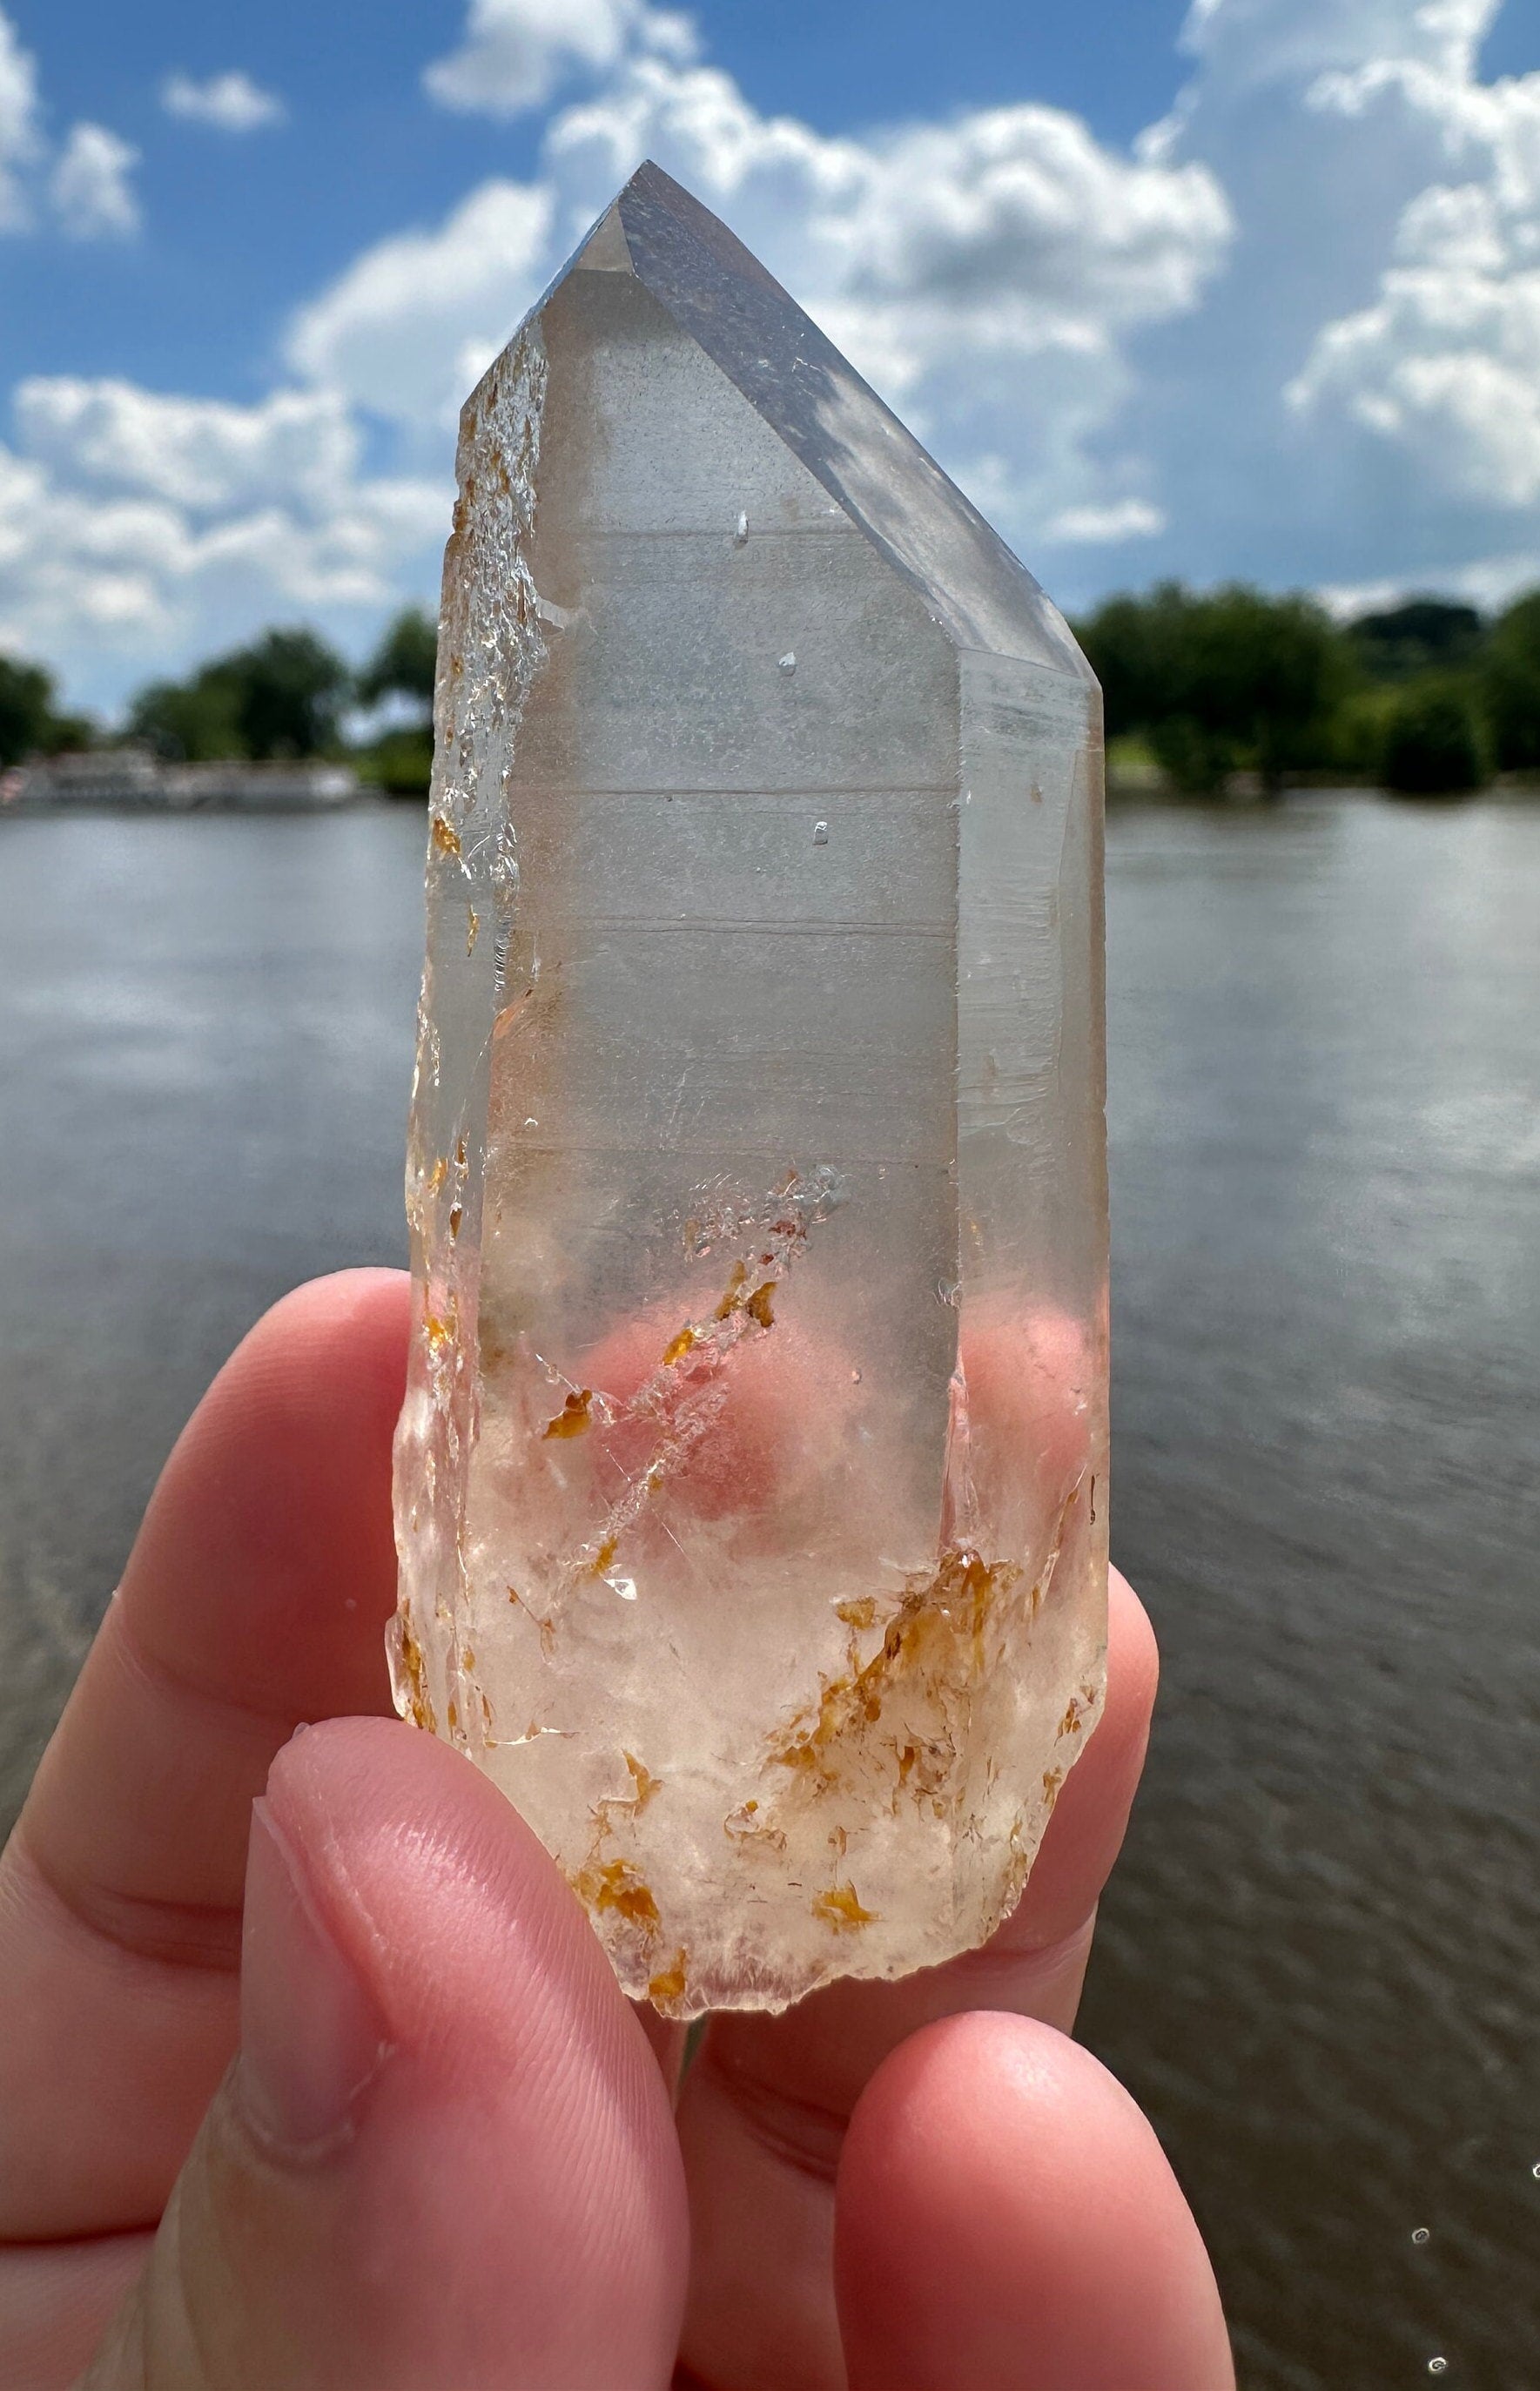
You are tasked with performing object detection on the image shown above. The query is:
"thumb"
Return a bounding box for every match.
[83,1718,688,2391]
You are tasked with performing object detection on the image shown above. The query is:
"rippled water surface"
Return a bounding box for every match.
[1,795,1537,2388]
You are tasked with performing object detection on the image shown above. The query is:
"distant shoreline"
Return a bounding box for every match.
[8,751,1540,815]
[1,752,373,813]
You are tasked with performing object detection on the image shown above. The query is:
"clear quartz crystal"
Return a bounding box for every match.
[390,162,1108,2017]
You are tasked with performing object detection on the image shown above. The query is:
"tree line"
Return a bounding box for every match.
[1073,584,1540,796]
[6,586,1540,796]
[0,609,438,791]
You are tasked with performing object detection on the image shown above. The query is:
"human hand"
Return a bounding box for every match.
[0,1270,1233,2390]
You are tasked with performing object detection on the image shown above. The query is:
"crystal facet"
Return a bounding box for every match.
[390,163,1108,2017]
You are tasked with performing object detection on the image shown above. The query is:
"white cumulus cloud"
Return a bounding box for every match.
[818,98,1232,360]
[1046,499,1169,544]
[1286,19,1540,509]
[0,6,41,230]
[1177,0,1497,98]
[1112,0,1540,600]
[286,179,555,428]
[0,381,446,695]
[14,381,363,513]
[424,0,695,118]
[161,70,286,133]
[1,10,143,242]
[50,122,140,239]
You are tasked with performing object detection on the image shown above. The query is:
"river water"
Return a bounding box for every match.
[1,794,1536,2388]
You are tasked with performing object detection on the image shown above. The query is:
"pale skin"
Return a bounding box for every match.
[0,1270,1234,2390]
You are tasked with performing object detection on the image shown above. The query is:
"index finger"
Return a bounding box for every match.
[0,1269,409,2242]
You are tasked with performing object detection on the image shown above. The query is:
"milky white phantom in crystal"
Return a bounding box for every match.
[389,162,1108,2017]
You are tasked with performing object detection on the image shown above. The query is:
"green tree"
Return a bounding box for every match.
[0,652,93,765]
[358,606,437,713]
[1075,583,1351,794]
[352,607,437,798]
[0,654,63,767]
[128,671,244,762]
[1346,598,1484,684]
[224,627,351,759]
[1070,589,1176,739]
[127,628,352,762]
[1380,684,1486,794]
[1482,589,1540,771]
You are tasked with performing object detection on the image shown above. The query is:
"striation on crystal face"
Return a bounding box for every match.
[389,161,1108,2017]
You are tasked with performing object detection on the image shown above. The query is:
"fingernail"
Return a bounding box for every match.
[237,1798,388,2152]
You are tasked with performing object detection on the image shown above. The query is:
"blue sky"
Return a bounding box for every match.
[2,0,1539,711]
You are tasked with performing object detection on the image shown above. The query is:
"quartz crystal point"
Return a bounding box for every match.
[390,162,1108,2017]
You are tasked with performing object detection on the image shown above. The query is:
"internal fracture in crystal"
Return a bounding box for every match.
[390,161,1109,2017]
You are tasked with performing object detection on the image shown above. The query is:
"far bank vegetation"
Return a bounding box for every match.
[0,610,437,796]
[1074,585,1540,798]
[6,589,1540,799]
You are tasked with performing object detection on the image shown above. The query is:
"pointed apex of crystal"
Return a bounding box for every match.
[575,198,633,274]
[520,165,1087,680]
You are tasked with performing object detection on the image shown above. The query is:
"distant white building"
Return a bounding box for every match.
[2,749,360,811]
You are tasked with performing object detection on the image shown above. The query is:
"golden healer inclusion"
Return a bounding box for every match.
[389,163,1108,2017]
